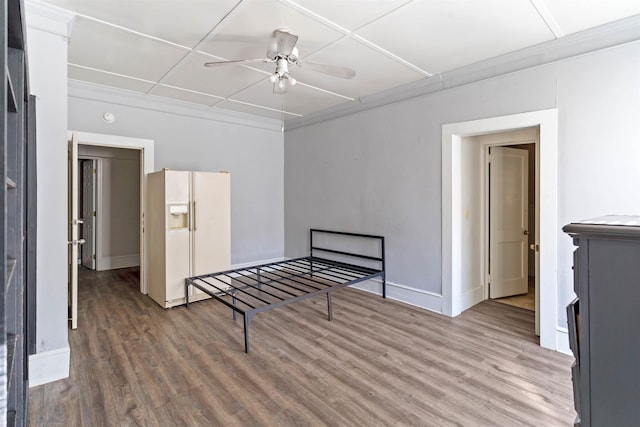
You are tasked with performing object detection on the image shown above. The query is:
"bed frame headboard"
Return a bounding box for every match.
[309,229,386,297]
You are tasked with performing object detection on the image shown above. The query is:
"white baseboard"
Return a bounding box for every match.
[97,254,140,271]
[351,279,442,314]
[29,346,70,387]
[460,285,484,312]
[556,327,572,355]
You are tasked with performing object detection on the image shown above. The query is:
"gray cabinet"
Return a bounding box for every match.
[564,215,640,427]
[2,0,35,424]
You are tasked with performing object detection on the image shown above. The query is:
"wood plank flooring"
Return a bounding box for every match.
[29,267,576,426]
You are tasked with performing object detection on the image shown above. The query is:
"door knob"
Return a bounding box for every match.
[523,230,529,235]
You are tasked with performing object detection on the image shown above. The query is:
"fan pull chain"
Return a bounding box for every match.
[281,96,285,133]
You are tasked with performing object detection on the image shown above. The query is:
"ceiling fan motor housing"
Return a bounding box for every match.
[275,57,289,77]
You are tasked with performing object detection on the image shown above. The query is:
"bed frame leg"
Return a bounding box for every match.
[243,315,251,353]
[382,273,386,299]
[232,292,237,321]
[185,280,190,307]
[327,292,333,321]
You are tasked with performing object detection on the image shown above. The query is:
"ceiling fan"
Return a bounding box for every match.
[204,28,355,94]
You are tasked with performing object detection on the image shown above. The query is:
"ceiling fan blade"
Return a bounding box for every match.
[300,61,355,79]
[204,58,269,67]
[274,29,298,56]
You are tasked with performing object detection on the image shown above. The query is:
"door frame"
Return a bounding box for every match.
[68,131,154,294]
[441,109,558,351]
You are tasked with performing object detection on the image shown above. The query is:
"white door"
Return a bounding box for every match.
[81,160,97,269]
[68,133,82,329]
[489,146,529,299]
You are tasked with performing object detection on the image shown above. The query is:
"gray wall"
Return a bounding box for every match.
[68,95,285,264]
[102,155,140,265]
[284,40,640,327]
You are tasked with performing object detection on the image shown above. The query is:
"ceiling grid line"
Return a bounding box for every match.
[68,63,156,84]
[352,35,432,77]
[227,98,302,117]
[278,0,351,35]
[529,0,565,38]
[63,8,192,51]
[146,0,250,95]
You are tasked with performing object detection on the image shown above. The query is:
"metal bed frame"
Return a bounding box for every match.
[185,229,385,352]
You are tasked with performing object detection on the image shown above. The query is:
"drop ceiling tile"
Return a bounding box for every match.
[163,52,268,98]
[355,0,555,74]
[44,0,240,48]
[69,16,190,82]
[230,78,350,116]
[542,0,640,35]
[294,37,426,99]
[68,64,155,93]
[289,0,411,31]
[150,85,224,107]
[199,0,344,63]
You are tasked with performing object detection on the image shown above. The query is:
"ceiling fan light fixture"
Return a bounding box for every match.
[204,28,355,96]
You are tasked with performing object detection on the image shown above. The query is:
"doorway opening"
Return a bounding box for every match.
[78,146,141,272]
[67,131,154,329]
[441,109,559,351]
[458,127,539,334]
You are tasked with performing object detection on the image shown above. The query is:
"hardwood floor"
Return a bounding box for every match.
[493,280,535,311]
[29,267,576,426]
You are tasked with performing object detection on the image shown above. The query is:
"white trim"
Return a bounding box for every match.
[68,80,282,133]
[556,327,572,355]
[69,131,154,295]
[461,285,484,312]
[442,109,558,351]
[351,280,442,314]
[26,0,75,38]
[97,254,140,271]
[230,257,287,270]
[29,346,70,387]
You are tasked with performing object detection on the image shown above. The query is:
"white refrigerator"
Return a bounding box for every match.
[147,169,230,308]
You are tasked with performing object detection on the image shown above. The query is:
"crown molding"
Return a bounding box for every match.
[25,0,75,38]
[285,14,640,131]
[68,79,282,132]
